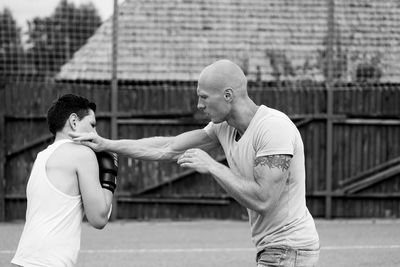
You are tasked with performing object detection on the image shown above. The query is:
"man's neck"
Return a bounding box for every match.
[227,100,259,136]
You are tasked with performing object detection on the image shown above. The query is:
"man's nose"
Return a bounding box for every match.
[197,101,205,110]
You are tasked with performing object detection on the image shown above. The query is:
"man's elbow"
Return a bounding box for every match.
[252,203,268,214]
[251,198,275,214]
[162,144,183,161]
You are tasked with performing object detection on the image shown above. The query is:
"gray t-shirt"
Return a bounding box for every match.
[204,105,319,251]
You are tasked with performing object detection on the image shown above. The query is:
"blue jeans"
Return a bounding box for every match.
[256,246,320,267]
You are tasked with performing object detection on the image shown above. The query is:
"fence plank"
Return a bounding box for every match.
[0,87,5,221]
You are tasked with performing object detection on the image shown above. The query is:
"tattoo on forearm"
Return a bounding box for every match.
[254,155,292,172]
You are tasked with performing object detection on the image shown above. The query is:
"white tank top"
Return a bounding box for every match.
[12,139,84,267]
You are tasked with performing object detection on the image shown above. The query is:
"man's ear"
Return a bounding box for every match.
[223,88,233,102]
[68,113,78,130]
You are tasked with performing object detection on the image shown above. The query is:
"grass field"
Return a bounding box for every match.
[1,219,400,267]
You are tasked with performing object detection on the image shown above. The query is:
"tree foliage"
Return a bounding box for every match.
[0,8,24,78]
[26,0,101,79]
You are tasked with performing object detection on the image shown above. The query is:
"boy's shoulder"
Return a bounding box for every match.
[57,142,97,162]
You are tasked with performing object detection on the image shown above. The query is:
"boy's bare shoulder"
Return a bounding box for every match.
[62,142,97,161]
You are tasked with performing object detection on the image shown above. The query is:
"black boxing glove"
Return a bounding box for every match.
[95,151,118,193]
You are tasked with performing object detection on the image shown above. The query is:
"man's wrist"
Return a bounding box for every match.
[208,161,224,177]
[102,138,113,151]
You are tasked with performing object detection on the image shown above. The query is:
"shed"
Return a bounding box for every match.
[56,0,400,83]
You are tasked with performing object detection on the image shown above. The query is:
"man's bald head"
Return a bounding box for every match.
[198,59,247,95]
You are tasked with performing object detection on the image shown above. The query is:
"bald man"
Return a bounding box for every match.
[70,59,320,267]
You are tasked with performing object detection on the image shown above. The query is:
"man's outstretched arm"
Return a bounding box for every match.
[70,129,217,161]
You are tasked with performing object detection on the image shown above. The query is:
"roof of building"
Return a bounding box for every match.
[56,0,400,82]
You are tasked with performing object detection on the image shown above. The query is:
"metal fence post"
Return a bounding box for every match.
[325,0,335,219]
[110,0,119,220]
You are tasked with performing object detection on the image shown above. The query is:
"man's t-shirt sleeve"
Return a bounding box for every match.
[255,117,295,158]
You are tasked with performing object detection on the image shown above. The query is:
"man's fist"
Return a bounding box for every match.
[96,151,118,193]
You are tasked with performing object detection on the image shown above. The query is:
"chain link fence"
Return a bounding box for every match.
[0,0,399,84]
[1,0,400,220]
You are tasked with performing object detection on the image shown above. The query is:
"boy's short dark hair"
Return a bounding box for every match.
[47,94,96,135]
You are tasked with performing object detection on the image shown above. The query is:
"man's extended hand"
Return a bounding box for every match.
[69,131,107,152]
[177,148,217,174]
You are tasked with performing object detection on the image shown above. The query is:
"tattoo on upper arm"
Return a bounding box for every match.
[254,155,292,172]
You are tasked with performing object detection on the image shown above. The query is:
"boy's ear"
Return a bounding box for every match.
[68,113,78,130]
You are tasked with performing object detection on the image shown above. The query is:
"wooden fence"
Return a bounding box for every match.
[1,81,400,221]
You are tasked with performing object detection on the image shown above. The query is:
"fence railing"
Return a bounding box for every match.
[1,82,400,221]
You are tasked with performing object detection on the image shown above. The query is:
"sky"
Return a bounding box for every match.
[0,0,125,29]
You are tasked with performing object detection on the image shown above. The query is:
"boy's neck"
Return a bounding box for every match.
[54,131,71,142]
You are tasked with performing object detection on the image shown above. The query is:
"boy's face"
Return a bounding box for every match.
[76,109,96,133]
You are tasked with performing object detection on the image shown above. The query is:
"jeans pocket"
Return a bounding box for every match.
[257,247,287,267]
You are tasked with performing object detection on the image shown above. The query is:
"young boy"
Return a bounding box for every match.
[11,94,118,267]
